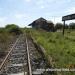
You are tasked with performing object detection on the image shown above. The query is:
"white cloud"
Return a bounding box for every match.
[36,0,44,5]
[0,17,8,22]
[24,0,31,2]
[40,5,45,9]
[36,0,65,5]
[36,0,46,9]
[65,7,75,14]
[49,17,62,24]
[15,14,26,19]
[8,0,13,2]
[0,7,2,10]
[54,17,62,23]
[36,0,55,5]
[0,17,8,27]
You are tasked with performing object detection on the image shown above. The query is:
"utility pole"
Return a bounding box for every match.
[63,21,65,36]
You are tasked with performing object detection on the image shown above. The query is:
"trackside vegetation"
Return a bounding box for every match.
[5,24,22,35]
[0,24,22,63]
[29,29,75,75]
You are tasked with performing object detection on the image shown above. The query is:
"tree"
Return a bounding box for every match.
[0,28,5,33]
[5,24,22,35]
[47,21,54,31]
[55,23,63,30]
[69,23,75,29]
[42,21,54,31]
[65,24,69,29]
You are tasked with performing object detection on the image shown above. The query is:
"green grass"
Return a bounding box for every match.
[0,28,18,58]
[28,29,75,75]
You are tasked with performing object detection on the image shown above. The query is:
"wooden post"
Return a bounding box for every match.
[63,21,65,35]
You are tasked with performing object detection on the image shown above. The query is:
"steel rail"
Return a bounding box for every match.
[0,35,21,72]
[0,34,32,75]
[26,36,32,75]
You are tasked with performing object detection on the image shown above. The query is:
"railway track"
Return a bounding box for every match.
[0,34,53,75]
[27,36,52,75]
[0,34,29,75]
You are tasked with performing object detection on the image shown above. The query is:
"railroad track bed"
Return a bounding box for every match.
[27,37,52,75]
[0,36,17,66]
[0,34,53,75]
[0,35,29,75]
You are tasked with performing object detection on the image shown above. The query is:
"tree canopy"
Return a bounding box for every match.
[55,23,63,30]
[5,24,22,35]
[69,23,75,29]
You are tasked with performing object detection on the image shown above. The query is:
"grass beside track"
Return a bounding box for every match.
[0,29,18,63]
[27,29,75,75]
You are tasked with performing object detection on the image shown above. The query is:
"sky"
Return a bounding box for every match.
[0,0,75,27]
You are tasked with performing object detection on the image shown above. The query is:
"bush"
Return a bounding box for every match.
[5,24,22,35]
[69,23,75,29]
[55,23,63,30]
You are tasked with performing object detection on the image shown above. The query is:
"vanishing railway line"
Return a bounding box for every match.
[0,34,52,75]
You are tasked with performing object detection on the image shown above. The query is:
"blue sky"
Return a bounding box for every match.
[0,0,75,27]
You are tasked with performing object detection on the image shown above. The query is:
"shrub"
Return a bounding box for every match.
[5,24,22,35]
[55,23,63,30]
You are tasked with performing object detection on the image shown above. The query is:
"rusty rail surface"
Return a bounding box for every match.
[0,34,33,75]
[0,33,52,75]
[26,37,32,75]
[0,35,21,72]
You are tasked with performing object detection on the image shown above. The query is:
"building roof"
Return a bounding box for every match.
[35,17,47,22]
[28,17,46,26]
